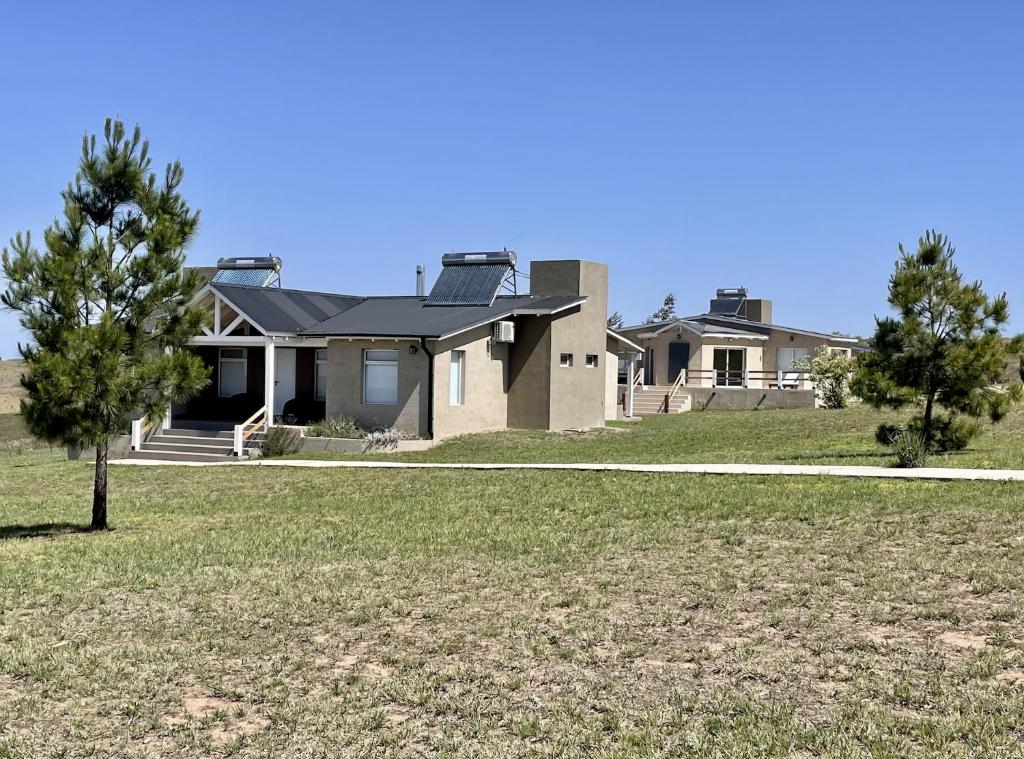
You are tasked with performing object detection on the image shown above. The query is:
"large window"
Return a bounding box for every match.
[713,347,745,387]
[363,349,398,405]
[314,349,327,401]
[449,350,465,406]
[218,347,247,397]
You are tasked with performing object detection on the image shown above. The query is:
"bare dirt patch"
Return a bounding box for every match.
[0,359,25,413]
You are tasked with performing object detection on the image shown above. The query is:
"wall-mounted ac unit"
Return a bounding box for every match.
[492,320,515,343]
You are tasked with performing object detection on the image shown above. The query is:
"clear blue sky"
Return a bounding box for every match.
[2,1,1023,356]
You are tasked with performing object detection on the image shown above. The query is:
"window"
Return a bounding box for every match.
[449,350,465,406]
[585,354,599,368]
[218,347,247,397]
[712,347,745,387]
[314,349,327,401]
[363,349,398,405]
[560,353,573,367]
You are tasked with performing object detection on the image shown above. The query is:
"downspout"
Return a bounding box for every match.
[420,337,435,439]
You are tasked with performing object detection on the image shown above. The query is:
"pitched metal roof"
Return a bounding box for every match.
[687,314,858,342]
[210,283,364,333]
[301,294,585,339]
[625,319,766,340]
[206,282,584,339]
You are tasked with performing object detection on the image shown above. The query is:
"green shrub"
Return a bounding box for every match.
[364,427,400,451]
[795,345,856,409]
[891,429,929,468]
[306,417,366,439]
[259,426,302,458]
[908,414,979,452]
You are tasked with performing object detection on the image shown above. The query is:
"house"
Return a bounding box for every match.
[616,287,856,412]
[127,252,642,459]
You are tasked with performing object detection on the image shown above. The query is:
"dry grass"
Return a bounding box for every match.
[0,359,24,414]
[2,452,1024,756]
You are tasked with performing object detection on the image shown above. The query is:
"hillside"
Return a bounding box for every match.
[0,358,25,413]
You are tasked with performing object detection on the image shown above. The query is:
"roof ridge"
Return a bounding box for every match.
[210,282,365,300]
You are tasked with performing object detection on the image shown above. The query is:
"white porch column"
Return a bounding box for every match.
[163,346,173,430]
[264,338,275,428]
[626,355,636,418]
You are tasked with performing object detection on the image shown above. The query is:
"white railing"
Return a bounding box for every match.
[130,415,157,450]
[233,406,267,457]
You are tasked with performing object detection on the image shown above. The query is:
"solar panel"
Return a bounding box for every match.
[425,264,510,306]
[709,297,744,315]
[212,268,278,287]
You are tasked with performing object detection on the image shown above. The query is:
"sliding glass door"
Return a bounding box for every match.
[712,348,745,387]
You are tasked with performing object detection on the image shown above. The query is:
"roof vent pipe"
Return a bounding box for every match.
[416,265,425,297]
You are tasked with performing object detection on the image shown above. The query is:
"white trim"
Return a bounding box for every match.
[189,283,268,337]
[190,336,270,347]
[264,339,275,427]
[221,313,246,337]
[606,328,644,353]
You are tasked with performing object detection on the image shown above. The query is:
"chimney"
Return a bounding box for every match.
[416,265,425,296]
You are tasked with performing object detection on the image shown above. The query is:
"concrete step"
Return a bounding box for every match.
[126,449,242,463]
[162,427,234,439]
[144,440,236,455]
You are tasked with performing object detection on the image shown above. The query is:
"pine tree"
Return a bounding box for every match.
[2,118,210,529]
[851,231,1023,451]
[647,293,677,323]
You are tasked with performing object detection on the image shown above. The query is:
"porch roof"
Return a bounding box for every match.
[209,282,364,333]
[685,314,858,342]
[629,319,767,340]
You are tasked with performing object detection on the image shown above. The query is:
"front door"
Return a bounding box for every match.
[274,348,296,417]
[668,342,690,383]
[713,347,745,387]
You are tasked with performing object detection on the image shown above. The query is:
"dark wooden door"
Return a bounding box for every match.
[668,342,690,383]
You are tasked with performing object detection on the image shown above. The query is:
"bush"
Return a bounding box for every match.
[259,426,302,458]
[875,412,980,465]
[795,345,855,409]
[364,427,400,451]
[891,429,929,468]
[306,417,366,439]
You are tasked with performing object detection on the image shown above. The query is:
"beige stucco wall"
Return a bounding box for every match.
[432,324,510,440]
[506,314,553,429]
[538,261,609,431]
[604,349,619,421]
[325,339,428,436]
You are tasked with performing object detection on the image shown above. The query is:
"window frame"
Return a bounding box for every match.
[362,348,399,405]
[218,347,248,398]
[314,348,328,401]
[712,347,746,387]
[449,350,465,406]
[559,353,574,368]
[585,354,599,369]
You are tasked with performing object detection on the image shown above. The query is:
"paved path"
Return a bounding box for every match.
[110,458,1024,482]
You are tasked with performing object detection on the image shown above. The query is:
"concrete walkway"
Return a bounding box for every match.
[109,458,1024,482]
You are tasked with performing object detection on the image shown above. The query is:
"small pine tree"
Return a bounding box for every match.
[851,231,1023,450]
[647,293,677,323]
[607,311,624,330]
[1,118,210,529]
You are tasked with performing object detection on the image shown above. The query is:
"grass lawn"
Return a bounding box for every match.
[296,404,1024,470]
[2,451,1024,756]
[0,359,25,414]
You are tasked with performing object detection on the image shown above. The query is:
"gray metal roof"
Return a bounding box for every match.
[210,283,364,333]
[621,318,764,339]
[301,294,584,338]
[208,282,584,339]
[687,314,857,342]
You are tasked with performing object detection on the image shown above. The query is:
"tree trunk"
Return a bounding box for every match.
[91,440,108,530]
[922,392,935,448]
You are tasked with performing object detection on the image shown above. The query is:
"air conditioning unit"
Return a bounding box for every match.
[492,320,515,343]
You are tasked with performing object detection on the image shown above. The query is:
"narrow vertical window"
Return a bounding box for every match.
[314,348,327,401]
[449,350,465,406]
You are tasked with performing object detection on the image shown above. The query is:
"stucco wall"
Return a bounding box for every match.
[432,324,510,439]
[325,339,428,436]
[506,314,553,429]
[686,387,816,410]
[604,349,619,421]
[539,260,608,431]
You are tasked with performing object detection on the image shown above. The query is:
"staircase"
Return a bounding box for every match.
[128,426,264,462]
[629,386,691,416]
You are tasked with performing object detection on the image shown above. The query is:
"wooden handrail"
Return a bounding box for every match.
[661,369,686,412]
[240,405,267,442]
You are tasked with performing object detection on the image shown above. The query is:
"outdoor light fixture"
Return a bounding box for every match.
[408,345,419,355]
